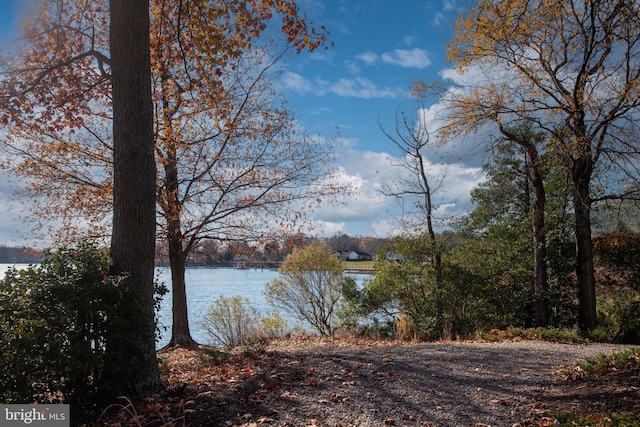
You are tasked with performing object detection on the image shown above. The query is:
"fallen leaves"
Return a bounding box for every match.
[89,340,638,426]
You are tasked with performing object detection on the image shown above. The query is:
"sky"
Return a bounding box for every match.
[0,0,487,248]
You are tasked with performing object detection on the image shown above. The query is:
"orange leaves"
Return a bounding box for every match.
[1,0,341,247]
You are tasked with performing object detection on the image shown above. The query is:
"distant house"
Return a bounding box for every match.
[375,250,405,262]
[338,250,372,262]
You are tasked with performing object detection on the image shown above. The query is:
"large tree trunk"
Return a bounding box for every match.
[165,209,197,347]
[167,240,196,347]
[526,147,549,327]
[104,0,161,398]
[161,137,197,348]
[572,156,598,331]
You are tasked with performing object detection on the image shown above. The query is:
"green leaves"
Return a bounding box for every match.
[265,243,344,336]
[0,242,130,408]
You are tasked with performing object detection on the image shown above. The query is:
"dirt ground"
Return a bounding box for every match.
[97,338,639,427]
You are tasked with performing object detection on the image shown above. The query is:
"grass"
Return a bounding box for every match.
[552,348,640,426]
[566,347,640,378]
[554,413,640,427]
[342,260,375,271]
[478,327,588,343]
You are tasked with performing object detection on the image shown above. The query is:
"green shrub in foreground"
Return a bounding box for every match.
[0,242,129,407]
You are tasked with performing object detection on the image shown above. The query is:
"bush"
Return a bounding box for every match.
[264,242,347,336]
[260,310,290,339]
[597,298,640,344]
[342,235,494,341]
[201,296,262,348]
[0,242,130,408]
[201,296,290,349]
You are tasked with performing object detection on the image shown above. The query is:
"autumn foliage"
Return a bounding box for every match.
[0,0,332,243]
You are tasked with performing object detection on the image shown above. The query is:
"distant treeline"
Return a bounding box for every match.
[0,246,45,264]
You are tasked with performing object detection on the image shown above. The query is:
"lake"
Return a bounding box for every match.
[155,266,282,347]
[0,264,366,348]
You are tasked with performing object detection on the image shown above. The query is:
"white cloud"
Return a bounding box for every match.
[306,220,346,237]
[409,86,496,169]
[330,77,402,99]
[309,147,486,237]
[432,12,447,27]
[443,0,457,11]
[371,219,405,238]
[355,51,378,66]
[313,144,485,237]
[345,60,360,74]
[403,36,416,46]
[381,48,431,69]
[279,71,315,94]
[312,163,387,223]
[354,48,432,70]
[279,73,403,99]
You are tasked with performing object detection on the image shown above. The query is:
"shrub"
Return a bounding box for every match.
[571,348,640,378]
[264,242,347,336]
[0,242,130,408]
[260,310,290,339]
[201,296,263,348]
[342,235,493,341]
[201,296,291,349]
[597,298,640,344]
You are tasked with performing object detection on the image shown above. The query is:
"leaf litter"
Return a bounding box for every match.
[90,337,638,426]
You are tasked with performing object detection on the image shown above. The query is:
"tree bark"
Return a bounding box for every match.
[499,125,550,328]
[167,235,197,347]
[572,155,598,331]
[104,0,161,398]
[524,146,549,327]
[159,122,197,347]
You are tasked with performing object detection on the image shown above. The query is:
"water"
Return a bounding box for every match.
[0,264,367,348]
[155,266,281,347]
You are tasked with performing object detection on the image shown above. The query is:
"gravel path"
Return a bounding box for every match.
[213,340,634,427]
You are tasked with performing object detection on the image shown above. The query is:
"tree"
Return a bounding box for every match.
[343,234,488,340]
[264,242,346,336]
[151,6,334,346]
[379,82,445,240]
[378,82,445,301]
[446,0,640,331]
[444,115,552,326]
[0,0,160,399]
[105,0,161,397]
[496,125,549,326]
[0,0,113,241]
[0,0,342,348]
[456,140,577,327]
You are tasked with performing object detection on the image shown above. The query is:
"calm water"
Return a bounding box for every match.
[0,264,365,348]
[155,266,281,347]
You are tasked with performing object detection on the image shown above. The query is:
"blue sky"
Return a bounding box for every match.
[0,0,487,248]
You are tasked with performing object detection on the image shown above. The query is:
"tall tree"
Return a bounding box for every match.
[378,82,448,239]
[105,0,161,397]
[149,0,334,347]
[379,82,444,291]
[446,0,640,331]
[444,115,552,326]
[497,125,549,327]
[0,0,342,348]
[0,0,161,398]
